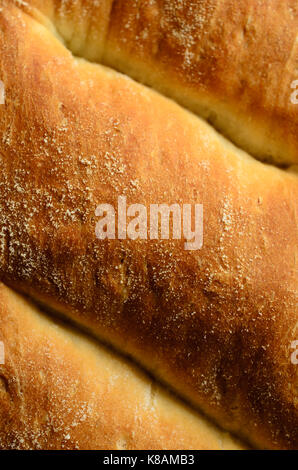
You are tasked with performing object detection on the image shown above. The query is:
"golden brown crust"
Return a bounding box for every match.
[12,0,298,166]
[0,283,246,450]
[104,0,298,166]
[0,1,297,450]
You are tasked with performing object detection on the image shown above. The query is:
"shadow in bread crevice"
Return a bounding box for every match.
[10,0,296,173]
[2,280,251,450]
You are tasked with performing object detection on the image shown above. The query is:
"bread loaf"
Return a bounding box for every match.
[0,283,246,450]
[14,0,298,166]
[0,0,297,450]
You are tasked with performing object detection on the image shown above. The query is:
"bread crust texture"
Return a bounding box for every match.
[0,0,297,450]
[0,283,246,450]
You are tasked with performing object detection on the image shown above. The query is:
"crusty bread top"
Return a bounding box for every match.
[0,0,297,450]
[0,283,246,450]
[13,0,298,166]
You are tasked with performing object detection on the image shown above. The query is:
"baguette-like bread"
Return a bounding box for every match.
[13,0,298,166]
[0,0,297,450]
[0,282,245,450]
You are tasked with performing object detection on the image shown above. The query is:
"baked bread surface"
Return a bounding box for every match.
[0,0,297,450]
[0,283,245,450]
[14,0,298,166]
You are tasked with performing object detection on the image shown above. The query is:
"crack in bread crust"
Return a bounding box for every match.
[0,283,247,450]
[10,0,298,167]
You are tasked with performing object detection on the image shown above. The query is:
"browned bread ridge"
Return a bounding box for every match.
[0,283,245,450]
[12,0,298,166]
[0,0,297,450]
